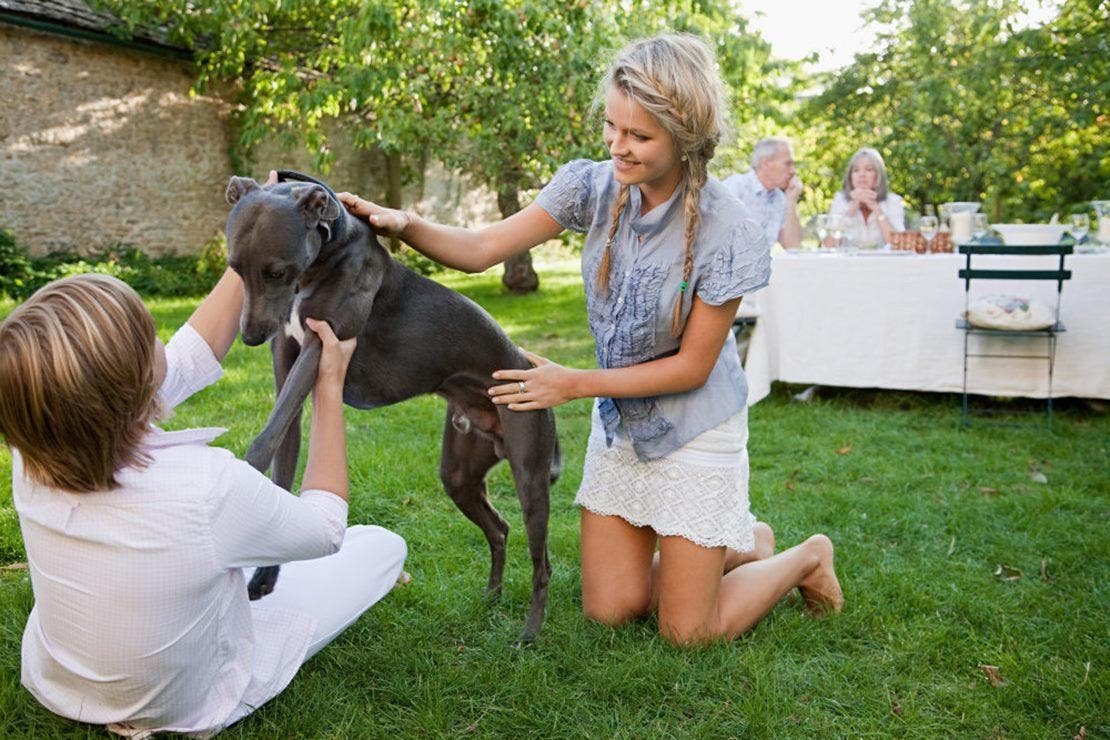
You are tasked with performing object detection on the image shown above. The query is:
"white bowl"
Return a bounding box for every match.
[942,201,981,214]
[990,223,1068,246]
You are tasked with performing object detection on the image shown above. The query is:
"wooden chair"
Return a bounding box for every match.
[957,244,1072,428]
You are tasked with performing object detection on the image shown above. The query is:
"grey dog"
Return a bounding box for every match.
[224,170,560,643]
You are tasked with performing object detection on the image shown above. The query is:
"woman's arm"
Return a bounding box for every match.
[873,196,904,244]
[185,268,244,363]
[488,296,742,411]
[338,194,564,273]
[299,318,358,500]
[779,176,804,248]
[212,318,356,569]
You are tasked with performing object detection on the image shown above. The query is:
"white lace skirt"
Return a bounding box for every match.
[575,405,757,552]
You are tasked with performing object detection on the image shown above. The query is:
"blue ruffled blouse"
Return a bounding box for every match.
[535,159,770,461]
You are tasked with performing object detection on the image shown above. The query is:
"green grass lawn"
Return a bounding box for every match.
[1,250,1107,737]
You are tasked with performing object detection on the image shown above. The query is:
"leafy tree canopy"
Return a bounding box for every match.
[800,0,1108,221]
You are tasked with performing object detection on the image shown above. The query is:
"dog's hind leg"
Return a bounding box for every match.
[439,406,509,598]
[501,410,556,645]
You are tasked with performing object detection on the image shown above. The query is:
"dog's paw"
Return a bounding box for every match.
[247,566,279,600]
[244,442,272,473]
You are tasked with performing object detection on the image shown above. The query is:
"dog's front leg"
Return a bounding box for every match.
[245,335,322,473]
[245,335,320,601]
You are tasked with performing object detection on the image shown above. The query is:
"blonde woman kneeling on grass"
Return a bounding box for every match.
[338,33,843,644]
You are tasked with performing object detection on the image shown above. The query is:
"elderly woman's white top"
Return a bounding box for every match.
[828,190,906,247]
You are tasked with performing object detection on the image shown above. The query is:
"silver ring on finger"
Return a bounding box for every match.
[518,381,527,394]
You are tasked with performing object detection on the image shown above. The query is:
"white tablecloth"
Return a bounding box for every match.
[743,251,1110,404]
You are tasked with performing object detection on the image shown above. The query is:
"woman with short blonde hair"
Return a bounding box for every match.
[1,269,406,735]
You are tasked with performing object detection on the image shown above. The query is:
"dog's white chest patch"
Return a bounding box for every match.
[283,295,305,346]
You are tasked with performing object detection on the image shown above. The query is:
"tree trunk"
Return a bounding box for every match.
[386,151,403,252]
[498,175,539,294]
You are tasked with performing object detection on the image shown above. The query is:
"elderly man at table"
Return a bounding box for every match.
[722,137,804,251]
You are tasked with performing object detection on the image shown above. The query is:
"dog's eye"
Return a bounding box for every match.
[267,268,286,281]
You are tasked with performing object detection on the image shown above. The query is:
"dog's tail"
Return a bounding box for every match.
[549,435,563,485]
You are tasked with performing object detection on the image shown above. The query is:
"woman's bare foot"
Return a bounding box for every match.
[395,571,412,587]
[797,534,843,617]
[723,522,776,572]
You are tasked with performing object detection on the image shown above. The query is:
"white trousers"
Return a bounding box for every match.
[104,523,404,736]
[255,524,407,660]
[221,525,407,730]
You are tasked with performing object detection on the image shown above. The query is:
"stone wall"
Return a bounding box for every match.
[249,134,503,232]
[0,23,501,257]
[0,25,233,256]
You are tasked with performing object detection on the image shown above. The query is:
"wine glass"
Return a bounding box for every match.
[938,203,952,234]
[919,215,938,254]
[815,214,829,249]
[1068,213,1090,243]
[829,215,846,250]
[972,213,989,241]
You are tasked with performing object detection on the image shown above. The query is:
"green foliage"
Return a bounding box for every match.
[0,228,35,301]
[195,233,228,282]
[92,0,786,198]
[0,231,223,301]
[89,0,1105,233]
[799,0,1108,222]
[393,245,444,277]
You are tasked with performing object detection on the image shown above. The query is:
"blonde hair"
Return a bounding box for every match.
[0,274,162,493]
[594,33,729,335]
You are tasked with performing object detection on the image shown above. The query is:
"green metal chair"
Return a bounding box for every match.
[957,244,1073,428]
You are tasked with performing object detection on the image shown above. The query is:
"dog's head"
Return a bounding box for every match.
[224,176,341,346]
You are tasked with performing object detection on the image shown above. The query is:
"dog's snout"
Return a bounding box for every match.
[240,308,278,347]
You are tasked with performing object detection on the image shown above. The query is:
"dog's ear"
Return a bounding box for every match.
[292,185,342,232]
[225,176,260,206]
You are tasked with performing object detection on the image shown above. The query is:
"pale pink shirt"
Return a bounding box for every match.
[14,323,348,736]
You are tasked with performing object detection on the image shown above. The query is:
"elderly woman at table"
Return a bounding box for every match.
[825,147,905,247]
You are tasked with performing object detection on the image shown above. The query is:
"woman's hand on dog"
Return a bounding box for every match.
[337,192,412,238]
[306,317,357,394]
[490,351,577,411]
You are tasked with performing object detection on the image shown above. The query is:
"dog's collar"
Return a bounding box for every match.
[276,169,341,246]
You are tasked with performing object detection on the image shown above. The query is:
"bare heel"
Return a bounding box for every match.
[797,534,844,617]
